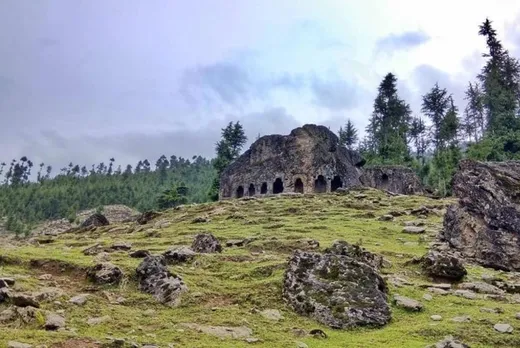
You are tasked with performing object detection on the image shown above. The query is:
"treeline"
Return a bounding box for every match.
[0,155,216,234]
[340,18,520,195]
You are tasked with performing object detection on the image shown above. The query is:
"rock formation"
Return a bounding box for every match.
[441,159,520,271]
[283,241,390,329]
[136,255,188,306]
[80,213,109,228]
[219,124,365,199]
[360,165,423,195]
[86,263,123,285]
[191,233,222,253]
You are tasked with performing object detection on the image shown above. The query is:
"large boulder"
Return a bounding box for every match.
[80,213,109,228]
[192,233,222,253]
[86,263,123,285]
[441,160,520,271]
[421,250,467,281]
[359,165,423,195]
[324,240,384,270]
[136,255,188,306]
[282,248,390,329]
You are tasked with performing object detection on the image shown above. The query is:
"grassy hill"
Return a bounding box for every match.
[1,189,520,347]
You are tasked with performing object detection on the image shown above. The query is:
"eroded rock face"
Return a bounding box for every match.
[324,240,384,270]
[191,233,222,253]
[283,249,390,329]
[360,165,423,195]
[441,159,520,271]
[80,213,109,228]
[163,247,196,264]
[422,250,467,281]
[86,263,123,285]
[219,124,365,199]
[136,255,188,306]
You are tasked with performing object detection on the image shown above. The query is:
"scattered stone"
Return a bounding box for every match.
[454,290,477,300]
[480,307,503,314]
[136,255,188,306]
[86,263,124,285]
[180,323,252,339]
[423,294,433,301]
[69,294,88,306]
[378,215,394,221]
[296,342,308,348]
[87,316,111,325]
[430,335,469,348]
[163,247,196,264]
[516,313,520,320]
[393,295,423,312]
[459,282,504,295]
[226,239,248,247]
[7,342,33,348]
[83,244,104,256]
[81,213,109,228]
[494,323,513,333]
[129,249,151,258]
[421,251,467,281]
[309,329,327,338]
[110,241,132,251]
[37,274,52,281]
[260,309,283,321]
[137,211,161,225]
[192,216,210,223]
[441,160,520,271]
[402,226,425,234]
[11,294,40,308]
[245,338,260,344]
[452,315,471,323]
[388,210,406,217]
[45,313,65,330]
[0,308,17,322]
[94,252,111,263]
[431,315,442,321]
[191,233,222,253]
[283,249,390,329]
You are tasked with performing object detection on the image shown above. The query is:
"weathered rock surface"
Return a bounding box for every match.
[129,249,151,258]
[393,295,423,311]
[360,165,423,195]
[80,213,109,228]
[86,263,123,285]
[324,240,384,270]
[429,335,469,348]
[494,323,513,333]
[45,313,65,330]
[136,255,188,306]
[402,226,426,234]
[421,250,467,281]
[137,211,161,225]
[219,124,365,199]
[110,241,132,251]
[191,233,222,253]
[441,159,520,271]
[10,294,40,308]
[181,323,252,339]
[163,247,196,264]
[283,248,390,329]
[7,342,33,348]
[69,294,89,305]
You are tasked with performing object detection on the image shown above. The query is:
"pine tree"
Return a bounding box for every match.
[463,82,485,142]
[409,116,429,164]
[338,119,358,149]
[421,83,450,149]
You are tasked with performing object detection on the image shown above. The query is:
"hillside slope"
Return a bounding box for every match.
[1,189,520,347]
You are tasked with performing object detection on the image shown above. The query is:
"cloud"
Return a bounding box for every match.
[310,75,362,111]
[376,31,430,54]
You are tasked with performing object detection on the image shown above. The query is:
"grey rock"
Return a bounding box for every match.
[283,249,390,329]
[129,249,151,258]
[378,215,394,221]
[459,282,503,295]
[441,160,520,271]
[421,251,467,281]
[163,247,196,264]
[431,315,442,321]
[245,338,260,343]
[86,263,123,285]
[393,295,423,311]
[44,313,65,330]
[0,308,17,322]
[33,287,64,302]
[69,294,88,306]
[82,243,104,256]
[110,241,132,251]
[494,323,513,333]
[296,343,308,348]
[423,294,433,301]
[0,277,15,287]
[402,226,426,234]
[80,213,109,228]
[180,323,252,339]
[260,309,283,321]
[431,335,469,348]
[454,290,477,299]
[136,255,188,306]
[191,233,222,253]
[11,294,40,308]
[452,315,471,323]
[324,240,384,270]
[8,342,33,348]
[516,312,520,320]
[87,315,111,325]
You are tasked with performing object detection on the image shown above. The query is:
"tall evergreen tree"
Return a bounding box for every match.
[463,82,485,142]
[338,119,358,149]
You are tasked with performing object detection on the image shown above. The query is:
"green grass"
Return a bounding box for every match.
[1,189,519,347]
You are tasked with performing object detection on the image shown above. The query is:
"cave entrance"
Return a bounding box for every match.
[314,175,327,193]
[381,173,389,188]
[273,178,284,194]
[260,182,268,194]
[331,176,343,192]
[294,178,304,193]
[248,184,256,196]
[236,186,244,198]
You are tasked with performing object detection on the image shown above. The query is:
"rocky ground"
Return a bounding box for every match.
[1,188,520,347]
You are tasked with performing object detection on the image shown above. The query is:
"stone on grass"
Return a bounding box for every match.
[260,309,283,321]
[86,263,123,285]
[11,294,40,308]
[69,294,88,306]
[129,250,151,258]
[393,295,423,312]
[452,315,471,323]
[191,233,222,253]
[110,241,132,251]
[454,289,477,300]
[516,313,520,320]
[421,251,467,281]
[80,213,109,228]
[423,294,433,301]
[163,247,196,264]
[494,323,513,333]
[431,315,443,321]
[402,226,426,234]
[430,335,469,348]
[87,315,111,325]
[324,240,384,270]
[8,342,33,348]
[180,323,252,339]
[45,313,65,330]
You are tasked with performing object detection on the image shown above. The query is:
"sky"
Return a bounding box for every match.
[1,0,520,171]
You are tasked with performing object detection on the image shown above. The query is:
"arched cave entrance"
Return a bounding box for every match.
[260,182,268,194]
[314,175,327,193]
[273,178,284,194]
[236,186,244,198]
[331,176,343,192]
[294,178,304,193]
[248,183,256,196]
[381,173,389,188]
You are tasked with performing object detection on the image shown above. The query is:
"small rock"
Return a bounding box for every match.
[163,247,196,264]
[423,294,433,301]
[226,239,247,247]
[191,233,222,253]
[494,323,513,333]
[480,307,503,314]
[69,294,88,306]
[430,315,442,321]
[309,329,327,338]
[454,289,477,299]
[393,295,423,311]
[143,309,156,317]
[378,215,394,221]
[428,287,450,295]
[94,252,111,263]
[402,226,426,234]
[291,328,307,337]
[8,342,33,348]
[452,315,471,323]
[431,335,469,348]
[11,294,40,308]
[86,263,124,285]
[192,216,210,223]
[260,309,283,321]
[87,315,111,326]
[129,250,151,258]
[37,274,52,281]
[0,278,15,287]
[110,241,132,251]
[515,313,520,320]
[45,313,65,330]
[245,338,260,343]
[296,343,308,348]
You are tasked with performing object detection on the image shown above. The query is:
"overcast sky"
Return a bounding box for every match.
[1,1,519,170]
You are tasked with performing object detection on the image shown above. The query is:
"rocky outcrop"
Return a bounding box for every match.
[86,263,123,285]
[360,165,423,195]
[324,240,384,270]
[441,159,520,271]
[421,250,467,281]
[136,255,188,306]
[282,244,390,329]
[163,247,196,264]
[136,211,161,225]
[219,124,365,199]
[192,233,222,253]
[80,213,109,228]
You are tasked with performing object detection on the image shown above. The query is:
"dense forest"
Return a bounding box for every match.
[1,18,519,234]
